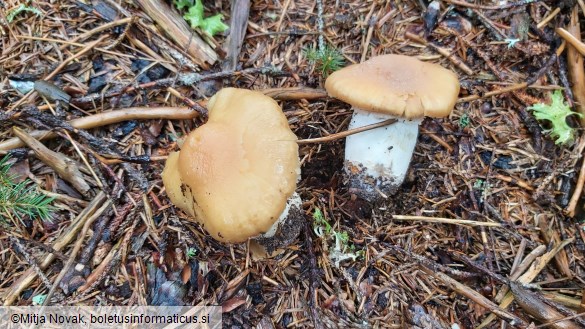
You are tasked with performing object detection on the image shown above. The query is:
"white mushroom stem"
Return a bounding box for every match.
[344,108,422,200]
[253,192,303,253]
[260,192,302,239]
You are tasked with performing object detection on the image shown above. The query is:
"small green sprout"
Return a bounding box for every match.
[505,38,520,48]
[304,44,345,78]
[473,179,485,190]
[459,113,469,128]
[312,208,331,236]
[186,247,197,259]
[313,208,362,267]
[473,179,491,203]
[175,0,229,37]
[528,90,581,145]
[6,4,42,23]
[32,294,47,305]
[0,156,54,223]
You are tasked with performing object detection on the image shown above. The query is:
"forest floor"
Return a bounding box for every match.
[1,0,585,328]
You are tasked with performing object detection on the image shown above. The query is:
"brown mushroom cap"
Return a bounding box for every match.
[162,88,299,243]
[325,54,460,119]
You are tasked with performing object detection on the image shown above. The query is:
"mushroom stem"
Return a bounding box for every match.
[344,108,422,201]
[253,192,303,252]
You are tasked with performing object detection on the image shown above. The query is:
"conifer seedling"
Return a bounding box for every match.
[0,156,54,223]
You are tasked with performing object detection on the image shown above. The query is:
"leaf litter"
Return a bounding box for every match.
[0,0,584,328]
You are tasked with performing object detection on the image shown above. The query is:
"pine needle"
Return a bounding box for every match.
[0,155,55,222]
[304,44,345,78]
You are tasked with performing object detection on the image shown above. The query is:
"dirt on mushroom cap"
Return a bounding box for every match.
[325,54,460,119]
[163,88,300,243]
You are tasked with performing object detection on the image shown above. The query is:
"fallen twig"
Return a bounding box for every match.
[535,312,585,329]
[136,0,217,68]
[10,237,55,293]
[456,253,584,328]
[71,67,285,108]
[404,32,473,75]
[565,135,585,217]
[0,107,197,152]
[493,173,534,191]
[445,0,543,10]
[42,200,112,306]
[423,268,530,327]
[262,87,328,101]
[383,243,523,325]
[477,238,574,328]
[297,118,397,144]
[419,127,454,153]
[556,27,585,58]
[12,127,91,196]
[564,7,585,124]
[391,214,502,227]
[457,83,528,103]
[77,207,140,294]
[3,192,107,306]
[538,216,572,278]
[222,0,250,70]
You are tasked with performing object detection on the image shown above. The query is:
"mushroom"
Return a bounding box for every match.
[325,54,460,201]
[162,88,302,250]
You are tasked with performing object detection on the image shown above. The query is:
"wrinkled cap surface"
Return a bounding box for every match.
[325,54,460,119]
[162,88,299,243]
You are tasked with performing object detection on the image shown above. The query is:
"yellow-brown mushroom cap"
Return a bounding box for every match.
[162,88,299,243]
[325,54,460,119]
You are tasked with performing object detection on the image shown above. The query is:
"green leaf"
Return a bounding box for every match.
[181,0,228,37]
[200,14,229,37]
[528,90,581,145]
[174,0,193,10]
[335,231,349,245]
[183,0,204,29]
[312,208,323,222]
